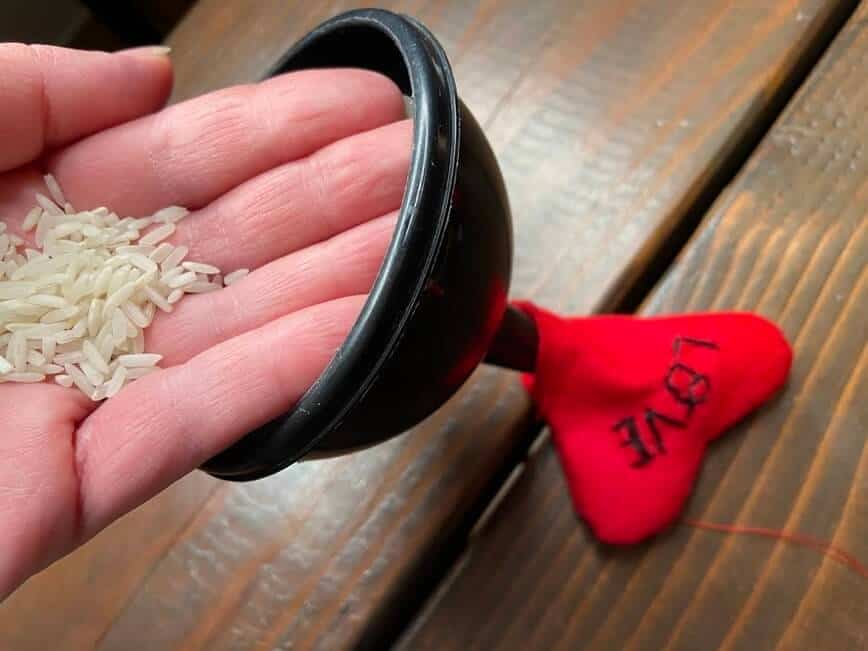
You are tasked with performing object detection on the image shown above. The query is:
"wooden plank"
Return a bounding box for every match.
[0,1,857,650]
[399,3,868,650]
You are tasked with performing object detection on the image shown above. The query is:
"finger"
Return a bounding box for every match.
[147,212,396,365]
[49,69,406,216]
[74,295,366,538]
[0,44,173,172]
[0,117,409,253]
[0,384,93,597]
[174,119,411,271]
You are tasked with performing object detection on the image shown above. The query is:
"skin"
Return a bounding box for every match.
[0,44,411,599]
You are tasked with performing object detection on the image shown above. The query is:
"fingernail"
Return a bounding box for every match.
[118,45,172,59]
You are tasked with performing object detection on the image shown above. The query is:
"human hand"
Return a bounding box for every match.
[0,44,410,598]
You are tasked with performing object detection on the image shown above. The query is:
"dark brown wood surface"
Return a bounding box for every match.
[400,3,868,650]
[0,1,860,650]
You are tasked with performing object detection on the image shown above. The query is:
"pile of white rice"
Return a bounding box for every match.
[0,175,248,401]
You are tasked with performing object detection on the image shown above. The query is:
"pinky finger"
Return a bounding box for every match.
[73,294,365,540]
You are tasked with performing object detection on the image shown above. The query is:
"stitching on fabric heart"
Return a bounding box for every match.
[513,302,792,545]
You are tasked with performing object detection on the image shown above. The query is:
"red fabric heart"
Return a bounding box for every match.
[513,302,792,545]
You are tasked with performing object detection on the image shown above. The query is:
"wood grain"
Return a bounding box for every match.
[400,3,868,650]
[0,1,858,650]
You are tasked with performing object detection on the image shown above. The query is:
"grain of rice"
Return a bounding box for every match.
[51,240,83,254]
[109,231,137,245]
[104,279,139,316]
[184,281,222,294]
[182,261,220,275]
[29,272,62,288]
[64,255,83,279]
[117,353,162,368]
[54,352,85,365]
[149,242,174,263]
[161,245,188,272]
[111,308,127,344]
[121,301,149,328]
[44,175,66,206]
[9,333,26,369]
[160,267,184,285]
[0,284,38,299]
[128,253,158,273]
[139,223,175,247]
[87,298,103,337]
[52,222,85,238]
[142,302,156,325]
[105,366,127,398]
[107,265,130,296]
[135,270,155,287]
[79,360,105,386]
[143,286,172,312]
[36,193,63,216]
[27,349,46,367]
[153,206,189,224]
[81,224,103,238]
[34,215,48,247]
[54,329,79,345]
[40,305,79,324]
[97,328,115,362]
[9,323,66,336]
[223,269,250,285]
[42,336,55,361]
[3,372,45,383]
[116,245,154,256]
[71,318,87,338]
[65,364,94,396]
[93,266,113,296]
[166,271,197,289]
[1,301,45,316]
[125,366,156,379]
[82,340,110,375]
[54,374,73,388]
[29,294,69,308]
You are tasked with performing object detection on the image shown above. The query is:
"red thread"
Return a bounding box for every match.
[684,518,868,580]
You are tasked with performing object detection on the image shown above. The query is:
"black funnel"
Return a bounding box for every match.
[201,9,537,481]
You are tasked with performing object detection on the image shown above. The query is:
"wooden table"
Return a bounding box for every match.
[401,3,868,650]
[1,1,865,650]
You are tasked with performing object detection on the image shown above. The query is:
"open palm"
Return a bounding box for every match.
[0,44,409,599]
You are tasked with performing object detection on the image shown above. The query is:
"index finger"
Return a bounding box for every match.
[0,44,173,171]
